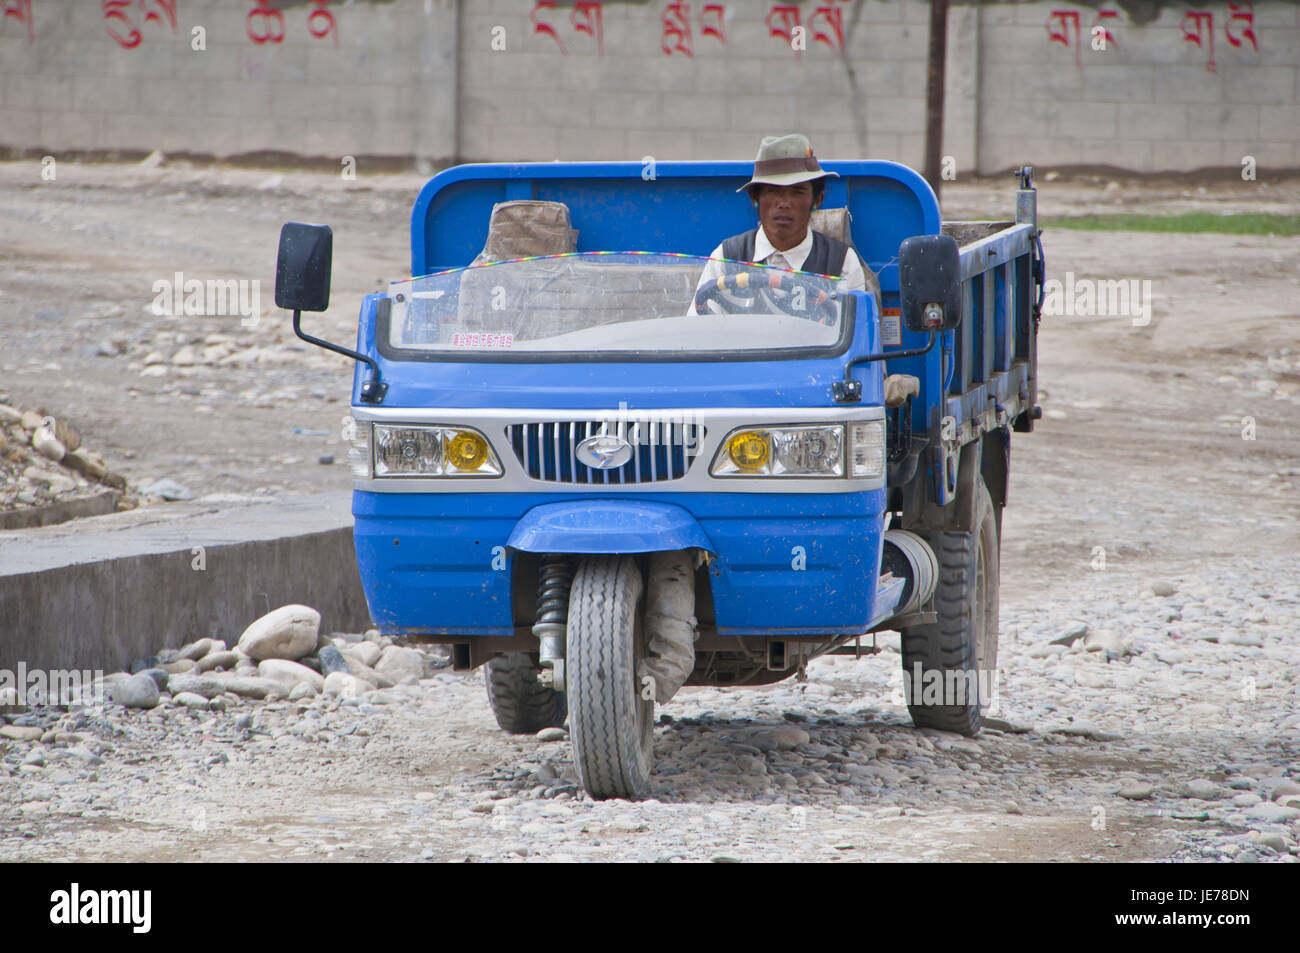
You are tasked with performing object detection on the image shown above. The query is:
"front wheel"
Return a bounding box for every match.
[900,477,1000,736]
[567,555,653,799]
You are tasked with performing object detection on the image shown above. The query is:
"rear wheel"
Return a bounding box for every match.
[901,477,1000,735]
[484,653,567,734]
[567,555,653,799]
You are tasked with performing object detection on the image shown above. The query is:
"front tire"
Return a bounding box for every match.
[567,555,653,799]
[901,477,1000,736]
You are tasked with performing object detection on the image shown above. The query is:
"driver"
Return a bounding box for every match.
[689,133,869,315]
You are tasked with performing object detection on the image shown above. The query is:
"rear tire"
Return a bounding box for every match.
[901,477,1000,736]
[567,555,653,800]
[484,653,567,734]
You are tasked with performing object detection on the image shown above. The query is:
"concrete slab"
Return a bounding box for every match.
[0,493,372,673]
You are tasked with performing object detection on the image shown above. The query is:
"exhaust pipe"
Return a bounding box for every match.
[882,529,938,617]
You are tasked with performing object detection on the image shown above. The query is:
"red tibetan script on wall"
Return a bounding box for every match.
[247,0,339,47]
[102,0,177,49]
[531,0,604,56]
[660,2,726,57]
[2,0,34,44]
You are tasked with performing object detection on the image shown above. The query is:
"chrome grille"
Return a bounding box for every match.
[506,419,705,484]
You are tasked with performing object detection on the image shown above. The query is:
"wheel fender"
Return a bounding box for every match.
[507,500,716,555]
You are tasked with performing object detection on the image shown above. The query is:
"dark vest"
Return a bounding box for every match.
[720,228,855,277]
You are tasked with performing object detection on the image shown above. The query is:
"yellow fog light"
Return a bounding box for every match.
[727,431,769,472]
[446,431,489,471]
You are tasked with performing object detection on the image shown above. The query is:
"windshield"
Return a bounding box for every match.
[384,252,849,358]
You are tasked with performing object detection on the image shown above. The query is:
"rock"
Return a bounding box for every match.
[736,726,810,752]
[352,641,382,668]
[172,691,211,710]
[64,448,108,479]
[139,149,165,169]
[111,673,160,709]
[1254,833,1287,852]
[23,466,76,495]
[238,605,321,660]
[1050,622,1088,646]
[341,654,391,689]
[1005,801,1022,814]
[1269,780,1300,801]
[1244,803,1300,824]
[287,682,318,702]
[375,646,424,684]
[322,671,369,699]
[1084,628,1131,657]
[536,727,567,742]
[981,717,1033,734]
[139,478,193,501]
[1234,849,1260,864]
[166,674,226,699]
[139,668,170,692]
[160,659,196,675]
[1150,580,1177,597]
[171,345,197,366]
[19,410,42,430]
[21,748,46,766]
[1181,779,1223,800]
[176,638,216,661]
[1118,783,1155,800]
[0,404,21,424]
[194,650,240,674]
[317,645,350,676]
[32,425,66,463]
[258,659,325,693]
[0,725,43,741]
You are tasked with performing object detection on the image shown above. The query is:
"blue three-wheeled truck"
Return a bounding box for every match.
[274,159,1045,799]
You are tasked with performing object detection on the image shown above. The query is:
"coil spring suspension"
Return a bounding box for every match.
[533,554,573,688]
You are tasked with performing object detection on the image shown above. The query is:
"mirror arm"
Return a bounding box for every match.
[832,331,937,403]
[292,309,388,404]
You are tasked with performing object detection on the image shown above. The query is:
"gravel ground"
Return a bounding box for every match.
[2,561,1297,863]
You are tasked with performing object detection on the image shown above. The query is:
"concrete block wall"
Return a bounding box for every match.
[977,0,1300,173]
[0,0,1296,173]
[0,0,459,160]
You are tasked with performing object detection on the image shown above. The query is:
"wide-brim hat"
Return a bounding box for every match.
[738,133,839,192]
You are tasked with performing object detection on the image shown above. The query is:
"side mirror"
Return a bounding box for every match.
[275,222,333,312]
[898,234,961,333]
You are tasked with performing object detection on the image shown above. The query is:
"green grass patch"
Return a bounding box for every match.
[1044,212,1300,236]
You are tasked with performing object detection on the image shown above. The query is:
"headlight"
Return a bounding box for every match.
[371,425,502,477]
[849,421,886,479]
[711,425,844,477]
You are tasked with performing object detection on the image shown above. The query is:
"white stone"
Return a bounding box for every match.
[322,671,369,699]
[32,426,66,462]
[257,659,325,693]
[374,645,424,684]
[237,604,321,660]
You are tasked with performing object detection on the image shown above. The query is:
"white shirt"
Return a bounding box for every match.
[689,224,869,315]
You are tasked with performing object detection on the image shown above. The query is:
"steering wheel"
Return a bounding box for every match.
[694,270,838,325]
